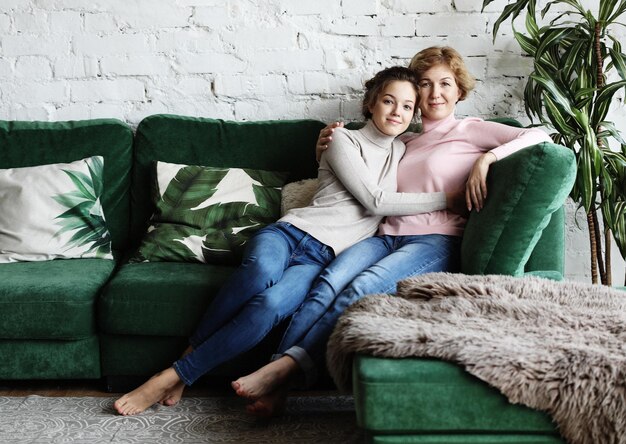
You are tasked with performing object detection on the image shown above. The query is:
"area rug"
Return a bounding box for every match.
[0,394,362,443]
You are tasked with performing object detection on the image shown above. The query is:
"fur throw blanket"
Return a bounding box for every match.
[326,272,626,444]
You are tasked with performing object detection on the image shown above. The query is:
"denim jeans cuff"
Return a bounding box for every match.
[283,346,317,388]
[172,361,193,387]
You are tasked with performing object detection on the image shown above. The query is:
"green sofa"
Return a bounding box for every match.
[0,114,575,443]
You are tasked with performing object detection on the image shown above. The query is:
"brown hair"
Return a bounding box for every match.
[409,46,475,101]
[362,66,420,119]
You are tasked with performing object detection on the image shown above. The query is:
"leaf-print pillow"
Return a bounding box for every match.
[132,161,288,265]
[0,156,113,263]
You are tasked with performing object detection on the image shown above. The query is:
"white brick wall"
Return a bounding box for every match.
[0,0,623,282]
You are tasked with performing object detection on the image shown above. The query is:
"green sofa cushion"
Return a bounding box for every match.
[0,259,115,340]
[461,142,575,275]
[130,115,324,245]
[98,262,234,336]
[0,337,101,379]
[353,355,560,436]
[0,119,133,253]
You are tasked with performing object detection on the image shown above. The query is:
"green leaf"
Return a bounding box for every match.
[536,28,570,60]
[530,71,576,118]
[608,48,626,84]
[562,40,588,81]
[544,0,586,17]
[592,80,626,126]
[514,31,538,55]
[525,0,540,38]
[490,0,530,42]
[159,165,225,213]
[607,0,626,23]
[579,146,596,211]
[86,156,104,199]
[600,0,621,22]
[244,168,288,187]
[62,169,96,201]
[598,122,626,145]
[543,94,579,137]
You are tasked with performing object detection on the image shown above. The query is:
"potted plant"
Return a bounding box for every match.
[483,0,626,284]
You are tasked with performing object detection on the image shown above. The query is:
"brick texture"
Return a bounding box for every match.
[0,0,622,280]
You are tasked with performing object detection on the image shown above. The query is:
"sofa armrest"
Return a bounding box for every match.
[461,142,576,276]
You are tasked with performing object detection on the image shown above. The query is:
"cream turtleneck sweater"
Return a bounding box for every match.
[280,120,446,254]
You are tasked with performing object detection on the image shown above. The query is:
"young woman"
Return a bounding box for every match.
[113,66,465,416]
[232,46,552,417]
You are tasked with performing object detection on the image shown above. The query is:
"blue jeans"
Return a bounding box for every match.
[173,222,335,386]
[276,233,460,385]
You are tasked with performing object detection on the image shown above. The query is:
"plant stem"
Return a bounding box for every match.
[592,209,607,284]
[605,226,612,286]
[587,211,599,284]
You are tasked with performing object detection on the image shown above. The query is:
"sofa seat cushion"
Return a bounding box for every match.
[99,262,234,337]
[0,259,115,340]
[353,355,559,436]
[0,336,100,379]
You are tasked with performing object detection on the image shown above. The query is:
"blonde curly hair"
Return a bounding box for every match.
[409,46,475,101]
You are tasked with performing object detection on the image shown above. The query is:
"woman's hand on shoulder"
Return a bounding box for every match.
[465,152,497,212]
[316,121,344,162]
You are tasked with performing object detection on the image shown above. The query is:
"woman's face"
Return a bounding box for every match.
[417,64,462,121]
[368,80,417,137]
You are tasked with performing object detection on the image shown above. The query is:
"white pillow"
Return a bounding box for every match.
[0,156,113,263]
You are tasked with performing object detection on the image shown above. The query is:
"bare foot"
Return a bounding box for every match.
[159,380,186,406]
[232,356,299,400]
[245,387,288,418]
[159,346,193,406]
[114,367,181,416]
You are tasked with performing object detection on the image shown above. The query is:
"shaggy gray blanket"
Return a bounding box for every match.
[326,272,626,444]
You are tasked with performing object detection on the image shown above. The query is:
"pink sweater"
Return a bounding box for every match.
[378,114,552,237]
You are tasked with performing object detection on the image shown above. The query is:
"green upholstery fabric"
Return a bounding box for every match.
[100,335,188,376]
[353,355,558,434]
[0,337,100,379]
[461,143,575,275]
[0,119,133,253]
[99,262,233,336]
[100,331,283,378]
[0,259,115,339]
[371,435,564,443]
[524,207,565,276]
[130,115,324,245]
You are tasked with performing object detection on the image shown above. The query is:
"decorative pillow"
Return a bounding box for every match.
[132,161,288,265]
[460,142,576,276]
[0,156,113,263]
[280,178,319,216]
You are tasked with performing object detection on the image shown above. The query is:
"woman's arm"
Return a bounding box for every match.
[464,119,552,211]
[324,129,448,217]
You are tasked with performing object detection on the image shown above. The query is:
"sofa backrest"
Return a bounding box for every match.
[130,114,325,245]
[0,119,133,254]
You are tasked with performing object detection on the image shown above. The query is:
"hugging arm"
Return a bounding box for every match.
[325,130,447,216]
